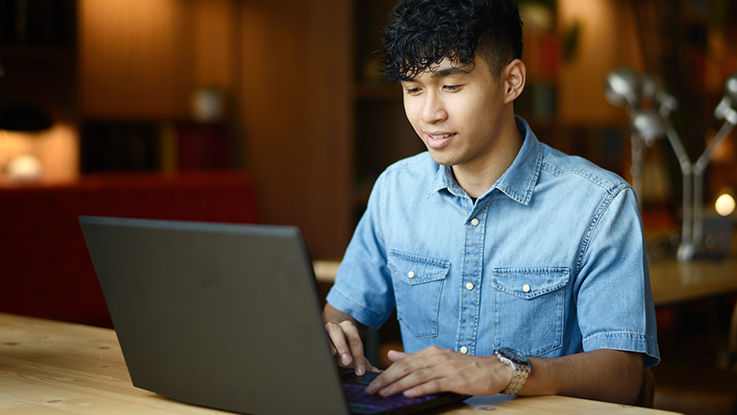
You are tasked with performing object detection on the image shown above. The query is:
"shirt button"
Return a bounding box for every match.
[522,284,531,293]
[470,218,480,226]
[460,346,468,354]
[465,282,474,291]
[407,271,415,279]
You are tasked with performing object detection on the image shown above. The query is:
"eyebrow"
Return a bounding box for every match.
[430,67,472,78]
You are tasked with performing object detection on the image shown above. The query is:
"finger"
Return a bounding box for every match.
[376,367,437,397]
[324,322,352,367]
[366,369,411,396]
[366,354,419,394]
[403,378,445,398]
[339,321,368,375]
[368,347,456,396]
[387,349,408,362]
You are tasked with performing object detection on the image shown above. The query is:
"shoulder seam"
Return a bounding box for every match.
[575,184,629,274]
[541,159,626,196]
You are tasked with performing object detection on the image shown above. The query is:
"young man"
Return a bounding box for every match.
[324,0,659,404]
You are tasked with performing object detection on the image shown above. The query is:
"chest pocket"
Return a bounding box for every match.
[492,267,569,356]
[388,250,450,338]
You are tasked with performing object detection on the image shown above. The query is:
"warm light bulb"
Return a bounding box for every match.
[5,154,43,182]
[715,193,736,216]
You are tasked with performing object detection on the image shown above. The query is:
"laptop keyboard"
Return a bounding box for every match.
[343,382,437,411]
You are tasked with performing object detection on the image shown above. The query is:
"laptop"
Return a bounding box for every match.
[79,216,468,415]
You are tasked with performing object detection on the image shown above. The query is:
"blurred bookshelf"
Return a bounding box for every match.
[351,0,424,224]
[0,0,76,51]
[630,0,737,211]
[79,120,237,174]
[0,0,77,122]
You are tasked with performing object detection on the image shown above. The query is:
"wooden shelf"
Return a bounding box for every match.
[0,45,72,61]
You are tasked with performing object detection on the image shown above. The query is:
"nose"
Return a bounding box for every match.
[421,90,448,124]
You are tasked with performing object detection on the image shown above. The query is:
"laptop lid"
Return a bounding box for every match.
[79,216,350,415]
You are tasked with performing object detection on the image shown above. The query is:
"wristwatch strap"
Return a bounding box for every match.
[502,365,529,395]
[495,348,531,395]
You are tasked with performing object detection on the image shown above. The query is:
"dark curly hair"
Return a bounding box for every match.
[382,0,523,82]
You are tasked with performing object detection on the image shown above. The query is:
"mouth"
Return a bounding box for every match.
[425,132,456,149]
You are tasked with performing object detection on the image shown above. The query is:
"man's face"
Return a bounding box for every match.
[401,56,510,169]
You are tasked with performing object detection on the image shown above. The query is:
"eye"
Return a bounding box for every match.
[405,87,422,95]
[443,85,462,92]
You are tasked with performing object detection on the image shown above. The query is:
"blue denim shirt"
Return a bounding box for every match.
[327,117,660,367]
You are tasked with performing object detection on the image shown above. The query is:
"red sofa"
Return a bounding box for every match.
[0,172,258,327]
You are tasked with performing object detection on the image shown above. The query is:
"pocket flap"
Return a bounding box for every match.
[492,267,569,299]
[388,250,450,285]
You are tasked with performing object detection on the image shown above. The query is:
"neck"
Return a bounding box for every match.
[452,116,523,199]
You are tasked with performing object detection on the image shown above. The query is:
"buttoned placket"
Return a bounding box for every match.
[455,198,488,356]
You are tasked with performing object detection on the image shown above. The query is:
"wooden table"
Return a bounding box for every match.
[646,228,737,306]
[0,313,678,414]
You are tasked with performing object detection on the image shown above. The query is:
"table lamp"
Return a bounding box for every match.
[605,68,646,206]
[692,73,737,249]
[629,107,694,260]
[606,68,737,261]
[0,60,54,181]
[604,67,640,109]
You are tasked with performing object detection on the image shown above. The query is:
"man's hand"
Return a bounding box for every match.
[364,347,644,404]
[323,303,379,376]
[365,346,513,398]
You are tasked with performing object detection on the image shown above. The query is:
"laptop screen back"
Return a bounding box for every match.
[79,216,349,415]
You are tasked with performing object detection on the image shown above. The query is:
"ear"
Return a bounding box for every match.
[502,59,526,104]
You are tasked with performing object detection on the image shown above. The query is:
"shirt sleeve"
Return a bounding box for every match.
[326,172,395,328]
[575,186,660,367]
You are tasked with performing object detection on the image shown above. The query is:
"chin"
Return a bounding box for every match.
[427,152,458,167]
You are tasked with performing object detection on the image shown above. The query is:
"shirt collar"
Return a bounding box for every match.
[426,116,543,205]
[428,163,461,198]
[493,116,543,205]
